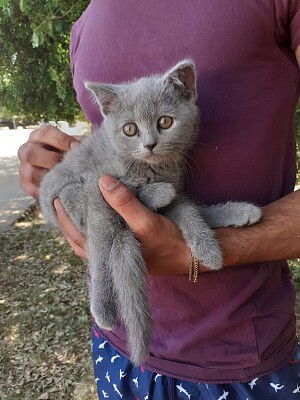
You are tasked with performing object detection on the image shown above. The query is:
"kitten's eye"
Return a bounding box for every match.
[123,123,138,136]
[158,116,173,130]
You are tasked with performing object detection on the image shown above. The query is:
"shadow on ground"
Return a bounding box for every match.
[0,156,33,231]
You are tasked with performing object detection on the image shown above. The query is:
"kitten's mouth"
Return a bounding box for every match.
[140,151,165,165]
[144,151,156,158]
[138,147,179,165]
[141,149,158,159]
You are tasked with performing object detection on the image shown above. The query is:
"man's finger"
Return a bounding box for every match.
[18,143,63,169]
[19,177,39,199]
[99,174,157,235]
[64,234,88,259]
[19,163,47,187]
[54,198,86,253]
[29,125,80,152]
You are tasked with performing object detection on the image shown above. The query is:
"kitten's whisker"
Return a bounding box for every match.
[171,150,195,184]
[158,145,196,182]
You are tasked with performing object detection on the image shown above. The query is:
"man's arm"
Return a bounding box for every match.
[215,189,300,267]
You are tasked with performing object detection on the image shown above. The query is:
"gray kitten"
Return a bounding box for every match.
[39,60,261,365]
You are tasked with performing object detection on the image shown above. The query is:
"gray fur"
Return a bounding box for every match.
[39,60,262,365]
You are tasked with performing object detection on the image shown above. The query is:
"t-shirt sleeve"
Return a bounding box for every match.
[69,10,88,78]
[274,0,300,52]
[290,5,300,50]
[69,23,78,78]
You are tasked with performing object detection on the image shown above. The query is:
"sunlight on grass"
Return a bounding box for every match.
[15,213,44,228]
[55,237,66,245]
[54,352,77,365]
[52,264,69,275]
[0,204,92,399]
[15,221,36,228]
[13,254,27,261]
[5,324,19,344]
[43,287,57,293]
[73,381,98,400]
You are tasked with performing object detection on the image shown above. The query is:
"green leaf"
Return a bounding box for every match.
[0,0,10,8]
[31,31,39,48]
[48,20,53,37]
[19,0,26,13]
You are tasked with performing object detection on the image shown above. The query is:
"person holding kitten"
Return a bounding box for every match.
[18,1,300,399]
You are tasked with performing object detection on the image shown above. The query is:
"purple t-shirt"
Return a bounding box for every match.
[70,0,300,383]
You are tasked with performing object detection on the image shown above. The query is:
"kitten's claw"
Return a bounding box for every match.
[233,204,262,227]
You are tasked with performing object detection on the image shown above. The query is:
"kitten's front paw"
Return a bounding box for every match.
[232,204,262,227]
[153,182,176,208]
[139,182,176,210]
[199,250,223,271]
[192,239,223,271]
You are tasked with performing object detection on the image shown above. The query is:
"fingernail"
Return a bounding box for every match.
[70,141,80,149]
[99,175,118,190]
[53,198,59,210]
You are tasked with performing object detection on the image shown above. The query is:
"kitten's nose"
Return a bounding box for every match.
[144,144,156,152]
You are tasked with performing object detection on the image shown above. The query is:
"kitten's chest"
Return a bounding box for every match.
[120,166,181,190]
[119,168,156,189]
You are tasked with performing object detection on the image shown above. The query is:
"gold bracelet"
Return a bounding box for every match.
[189,251,193,282]
[188,251,199,283]
[193,256,199,283]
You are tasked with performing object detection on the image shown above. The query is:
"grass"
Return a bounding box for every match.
[0,204,98,400]
[0,204,300,399]
[288,259,300,333]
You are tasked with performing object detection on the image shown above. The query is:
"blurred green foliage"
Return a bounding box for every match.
[0,0,89,122]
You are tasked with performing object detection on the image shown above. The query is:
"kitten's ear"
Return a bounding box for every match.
[164,59,197,99]
[85,82,119,116]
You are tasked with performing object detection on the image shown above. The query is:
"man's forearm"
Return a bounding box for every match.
[215,189,300,267]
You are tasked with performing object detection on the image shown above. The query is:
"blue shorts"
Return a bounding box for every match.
[91,323,300,399]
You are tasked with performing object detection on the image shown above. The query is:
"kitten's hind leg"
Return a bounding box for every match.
[87,202,119,331]
[201,202,262,228]
[109,228,151,365]
[165,198,222,271]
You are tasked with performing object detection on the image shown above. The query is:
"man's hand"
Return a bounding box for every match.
[18,125,80,198]
[54,174,195,275]
[54,198,87,260]
[99,175,191,275]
